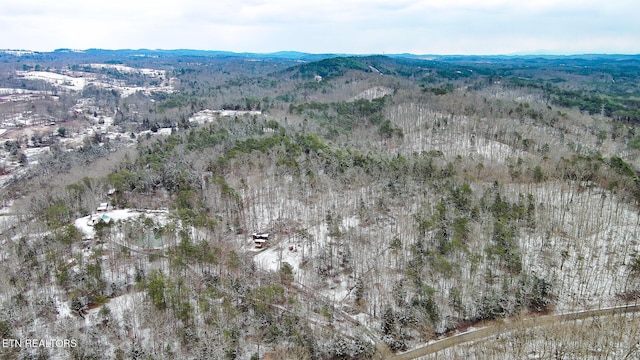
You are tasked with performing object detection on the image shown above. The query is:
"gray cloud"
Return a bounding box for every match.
[0,0,637,54]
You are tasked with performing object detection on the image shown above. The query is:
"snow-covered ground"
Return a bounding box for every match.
[505,182,640,312]
[252,204,362,304]
[352,86,393,101]
[137,128,173,137]
[242,147,640,339]
[17,71,87,91]
[0,50,35,56]
[82,292,146,326]
[15,66,174,98]
[22,146,50,163]
[87,63,166,78]
[390,104,525,162]
[74,209,170,244]
[419,312,640,359]
[252,241,303,272]
[189,109,263,125]
[0,88,46,95]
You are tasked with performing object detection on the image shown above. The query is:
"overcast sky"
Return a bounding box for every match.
[1,0,638,55]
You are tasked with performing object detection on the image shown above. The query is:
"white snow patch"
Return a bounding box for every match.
[86,64,166,78]
[352,86,393,101]
[0,88,45,95]
[253,236,305,273]
[189,109,263,125]
[15,66,174,97]
[320,280,352,303]
[390,104,524,162]
[74,209,169,240]
[156,128,173,136]
[505,182,640,312]
[84,292,146,325]
[17,71,86,91]
[56,298,73,320]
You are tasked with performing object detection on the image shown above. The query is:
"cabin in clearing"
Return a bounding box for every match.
[252,233,269,248]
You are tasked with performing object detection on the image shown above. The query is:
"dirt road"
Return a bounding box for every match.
[392,304,640,360]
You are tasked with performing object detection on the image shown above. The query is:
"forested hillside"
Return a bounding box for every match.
[1,50,640,359]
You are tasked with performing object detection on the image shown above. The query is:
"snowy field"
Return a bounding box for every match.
[15,67,174,97]
[352,86,394,101]
[17,71,87,91]
[86,63,166,77]
[189,109,263,125]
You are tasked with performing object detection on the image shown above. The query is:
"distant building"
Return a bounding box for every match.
[96,202,111,212]
[252,233,269,248]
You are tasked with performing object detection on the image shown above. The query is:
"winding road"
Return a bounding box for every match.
[391,304,640,360]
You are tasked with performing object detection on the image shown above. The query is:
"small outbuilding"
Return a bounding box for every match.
[252,233,269,249]
[97,202,111,212]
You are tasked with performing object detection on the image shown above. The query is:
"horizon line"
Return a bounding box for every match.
[2,48,640,57]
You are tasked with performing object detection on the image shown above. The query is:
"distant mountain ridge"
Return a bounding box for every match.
[2,48,638,62]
